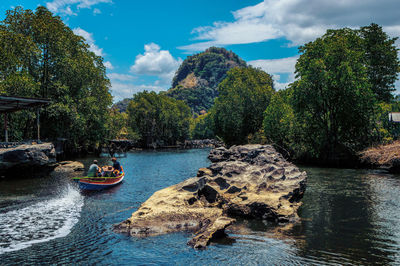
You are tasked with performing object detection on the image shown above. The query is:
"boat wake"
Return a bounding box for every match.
[0,185,84,254]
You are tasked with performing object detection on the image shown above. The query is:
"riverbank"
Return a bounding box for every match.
[359,141,400,173]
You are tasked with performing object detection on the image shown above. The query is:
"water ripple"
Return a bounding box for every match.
[0,185,83,254]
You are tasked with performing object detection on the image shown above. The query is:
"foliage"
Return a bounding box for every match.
[167,47,247,113]
[359,23,400,103]
[372,101,400,143]
[189,113,214,140]
[106,109,132,140]
[166,85,217,115]
[0,6,112,150]
[292,28,376,159]
[211,67,274,146]
[127,91,191,148]
[263,88,297,149]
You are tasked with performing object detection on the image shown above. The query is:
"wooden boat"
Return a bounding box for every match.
[75,167,125,190]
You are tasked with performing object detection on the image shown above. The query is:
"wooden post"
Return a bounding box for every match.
[4,113,8,143]
[37,109,40,142]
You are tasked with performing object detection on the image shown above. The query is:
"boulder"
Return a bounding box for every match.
[0,143,56,176]
[50,161,84,179]
[115,144,307,248]
[52,161,85,173]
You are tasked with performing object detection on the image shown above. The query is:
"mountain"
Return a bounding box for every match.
[166,47,247,114]
[112,98,132,112]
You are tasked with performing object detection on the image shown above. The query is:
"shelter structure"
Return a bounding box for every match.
[389,112,400,123]
[0,96,51,143]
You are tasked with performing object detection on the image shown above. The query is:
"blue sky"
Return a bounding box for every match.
[1,0,400,102]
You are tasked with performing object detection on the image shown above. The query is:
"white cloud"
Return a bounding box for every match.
[110,82,164,102]
[110,82,134,102]
[249,56,299,90]
[180,0,400,51]
[46,0,111,16]
[108,73,135,81]
[130,43,182,85]
[103,61,113,69]
[93,8,101,15]
[249,56,298,74]
[72,27,104,57]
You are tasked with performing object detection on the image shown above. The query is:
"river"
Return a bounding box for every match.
[0,149,400,265]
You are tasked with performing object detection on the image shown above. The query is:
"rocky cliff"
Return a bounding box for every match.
[166,47,247,113]
[115,144,307,249]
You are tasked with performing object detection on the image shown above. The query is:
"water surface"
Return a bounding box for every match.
[1,149,400,265]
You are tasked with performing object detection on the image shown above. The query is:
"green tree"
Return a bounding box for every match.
[359,23,400,103]
[211,67,274,145]
[0,6,112,151]
[189,113,214,139]
[127,91,191,148]
[293,28,375,160]
[263,88,296,149]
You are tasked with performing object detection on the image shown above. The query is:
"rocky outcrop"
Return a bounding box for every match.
[52,161,85,173]
[115,144,307,249]
[50,161,84,179]
[0,143,56,176]
[180,139,224,149]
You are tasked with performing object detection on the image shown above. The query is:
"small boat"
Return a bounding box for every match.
[75,167,125,190]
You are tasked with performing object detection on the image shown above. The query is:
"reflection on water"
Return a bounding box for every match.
[291,167,400,264]
[1,149,400,265]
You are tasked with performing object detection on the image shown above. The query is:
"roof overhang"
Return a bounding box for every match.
[0,96,51,113]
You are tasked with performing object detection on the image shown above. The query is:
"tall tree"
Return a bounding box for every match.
[360,23,400,102]
[0,6,112,150]
[293,28,375,159]
[212,67,274,145]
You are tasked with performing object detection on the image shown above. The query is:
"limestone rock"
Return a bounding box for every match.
[53,161,85,173]
[116,144,307,248]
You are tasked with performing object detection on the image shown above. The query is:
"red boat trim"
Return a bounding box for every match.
[79,173,124,185]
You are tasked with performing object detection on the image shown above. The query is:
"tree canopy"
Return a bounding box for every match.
[359,23,400,102]
[0,6,112,151]
[211,67,274,145]
[127,91,191,148]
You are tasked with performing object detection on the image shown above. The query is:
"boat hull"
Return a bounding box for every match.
[78,172,124,190]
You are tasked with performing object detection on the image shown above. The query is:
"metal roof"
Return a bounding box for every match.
[389,112,400,123]
[0,96,51,113]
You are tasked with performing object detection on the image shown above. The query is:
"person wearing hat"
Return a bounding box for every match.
[88,160,101,177]
[111,157,122,176]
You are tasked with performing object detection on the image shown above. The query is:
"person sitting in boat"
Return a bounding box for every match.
[88,160,101,177]
[111,157,122,176]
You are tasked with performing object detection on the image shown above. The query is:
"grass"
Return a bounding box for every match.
[359,141,400,166]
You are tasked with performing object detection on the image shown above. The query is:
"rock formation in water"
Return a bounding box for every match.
[0,143,57,176]
[52,161,85,173]
[180,139,224,149]
[115,144,307,249]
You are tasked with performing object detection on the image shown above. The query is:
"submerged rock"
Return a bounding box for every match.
[52,161,85,173]
[115,144,307,248]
